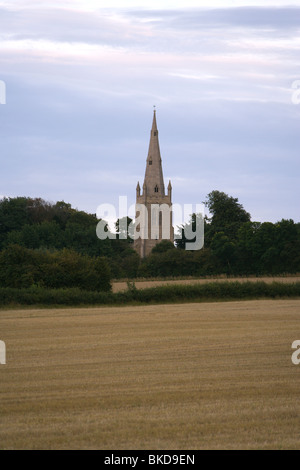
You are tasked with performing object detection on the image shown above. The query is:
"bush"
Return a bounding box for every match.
[0,281,300,308]
[0,245,111,292]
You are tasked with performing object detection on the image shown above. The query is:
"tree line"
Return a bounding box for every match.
[0,192,299,291]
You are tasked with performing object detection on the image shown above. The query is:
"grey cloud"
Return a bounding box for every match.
[1,5,300,62]
[0,4,299,223]
[0,7,137,47]
[2,6,299,50]
[129,7,300,30]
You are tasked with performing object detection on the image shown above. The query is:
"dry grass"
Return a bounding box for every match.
[112,276,300,293]
[1,300,300,449]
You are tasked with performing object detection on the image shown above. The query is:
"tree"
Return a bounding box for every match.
[4,221,64,250]
[175,213,204,250]
[210,232,237,274]
[115,217,134,243]
[138,248,196,278]
[0,244,39,288]
[236,221,261,274]
[151,240,175,254]
[204,191,251,242]
[0,245,111,291]
[0,197,31,247]
[274,219,300,273]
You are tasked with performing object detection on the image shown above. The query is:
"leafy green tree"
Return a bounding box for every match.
[236,221,261,274]
[275,219,300,273]
[210,232,237,274]
[115,217,134,242]
[26,198,55,224]
[2,194,299,280]
[175,213,204,250]
[192,247,219,276]
[204,191,251,243]
[252,222,276,271]
[4,221,65,250]
[260,246,279,274]
[151,240,175,254]
[109,248,140,279]
[138,248,196,278]
[52,201,73,228]
[0,245,111,291]
[93,256,112,291]
[0,197,31,247]
[0,244,41,288]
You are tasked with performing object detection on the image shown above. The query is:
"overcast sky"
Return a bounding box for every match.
[1,0,300,227]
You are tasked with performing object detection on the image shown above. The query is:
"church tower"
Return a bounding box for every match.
[134,110,174,258]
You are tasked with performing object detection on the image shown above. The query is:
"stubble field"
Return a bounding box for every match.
[112,275,300,292]
[1,299,300,449]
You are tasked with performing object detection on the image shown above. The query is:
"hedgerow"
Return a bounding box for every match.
[0,281,300,308]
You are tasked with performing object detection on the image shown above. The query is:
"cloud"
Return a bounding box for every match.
[0,2,299,223]
[128,6,300,32]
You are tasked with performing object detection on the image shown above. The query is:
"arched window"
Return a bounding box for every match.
[154,185,159,193]
[149,158,152,165]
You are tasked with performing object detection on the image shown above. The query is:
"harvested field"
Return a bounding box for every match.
[1,299,300,449]
[112,276,300,293]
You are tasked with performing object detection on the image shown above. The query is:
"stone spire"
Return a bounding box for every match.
[134,109,173,258]
[143,109,165,197]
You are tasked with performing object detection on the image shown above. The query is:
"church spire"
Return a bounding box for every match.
[134,109,174,258]
[151,107,158,132]
[143,109,165,196]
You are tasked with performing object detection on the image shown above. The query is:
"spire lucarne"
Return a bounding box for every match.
[134,110,173,258]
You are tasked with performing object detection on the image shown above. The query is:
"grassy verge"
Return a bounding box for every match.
[1,281,300,308]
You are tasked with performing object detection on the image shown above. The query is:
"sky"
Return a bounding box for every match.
[1,0,300,229]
